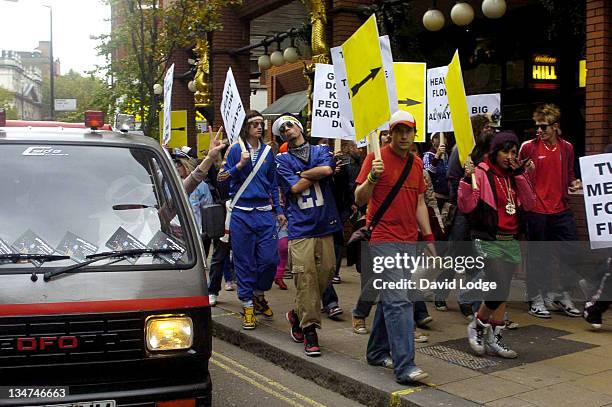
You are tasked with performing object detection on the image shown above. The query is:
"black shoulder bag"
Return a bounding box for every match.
[348,153,415,245]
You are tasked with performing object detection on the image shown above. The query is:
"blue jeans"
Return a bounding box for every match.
[366,243,419,382]
[208,238,231,296]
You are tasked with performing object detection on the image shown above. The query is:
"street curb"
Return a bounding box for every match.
[211,307,479,407]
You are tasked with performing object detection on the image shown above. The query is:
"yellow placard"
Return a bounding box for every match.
[159,110,188,148]
[342,15,390,141]
[445,51,475,165]
[393,62,426,143]
[197,132,211,159]
[579,59,587,88]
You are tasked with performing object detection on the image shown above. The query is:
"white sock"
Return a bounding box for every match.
[243,300,253,308]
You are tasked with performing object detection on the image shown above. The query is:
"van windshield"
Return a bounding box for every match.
[0,143,193,270]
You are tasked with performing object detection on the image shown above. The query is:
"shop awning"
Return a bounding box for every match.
[261,90,308,119]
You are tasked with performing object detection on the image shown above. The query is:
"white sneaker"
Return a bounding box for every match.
[528,294,551,318]
[209,293,217,307]
[381,357,394,369]
[467,316,489,355]
[548,292,581,317]
[485,325,517,359]
[407,367,429,382]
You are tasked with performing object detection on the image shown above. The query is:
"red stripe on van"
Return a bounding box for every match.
[0,296,209,316]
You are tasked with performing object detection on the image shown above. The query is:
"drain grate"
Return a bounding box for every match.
[417,345,499,370]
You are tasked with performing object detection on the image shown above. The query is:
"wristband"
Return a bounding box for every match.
[367,173,378,184]
[369,169,379,180]
[422,233,435,242]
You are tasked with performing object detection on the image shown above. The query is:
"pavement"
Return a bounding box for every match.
[211,265,612,407]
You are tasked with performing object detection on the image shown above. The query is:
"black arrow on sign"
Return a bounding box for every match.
[351,67,382,97]
[398,98,421,107]
[171,127,186,131]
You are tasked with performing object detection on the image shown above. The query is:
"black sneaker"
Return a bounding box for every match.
[303,326,321,357]
[327,306,343,320]
[416,315,433,328]
[459,303,474,320]
[434,300,448,311]
[584,302,603,330]
[286,310,304,342]
[253,295,273,320]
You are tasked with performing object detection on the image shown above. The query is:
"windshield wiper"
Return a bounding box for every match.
[0,253,70,264]
[43,248,181,282]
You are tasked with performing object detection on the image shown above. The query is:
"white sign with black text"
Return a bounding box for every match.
[580,153,612,249]
[162,63,175,145]
[330,46,356,137]
[427,65,501,133]
[379,35,398,117]
[427,66,450,133]
[311,64,354,140]
[220,68,246,144]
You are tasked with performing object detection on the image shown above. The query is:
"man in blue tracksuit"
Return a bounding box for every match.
[219,110,286,330]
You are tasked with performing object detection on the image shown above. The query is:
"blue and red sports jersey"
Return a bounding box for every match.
[275,144,342,240]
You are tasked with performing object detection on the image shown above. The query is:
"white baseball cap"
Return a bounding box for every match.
[389,110,416,131]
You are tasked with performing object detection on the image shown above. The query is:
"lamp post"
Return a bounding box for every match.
[43,4,54,121]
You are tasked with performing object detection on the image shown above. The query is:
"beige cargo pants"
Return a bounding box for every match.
[288,235,335,329]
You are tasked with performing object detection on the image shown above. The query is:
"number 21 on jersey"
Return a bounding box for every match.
[298,182,325,209]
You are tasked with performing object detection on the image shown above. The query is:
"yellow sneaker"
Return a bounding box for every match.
[242,306,256,330]
[253,295,273,320]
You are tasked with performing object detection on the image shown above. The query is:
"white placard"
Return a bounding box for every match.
[579,153,612,249]
[427,65,501,134]
[467,93,501,122]
[220,67,246,144]
[379,35,398,116]
[162,63,175,145]
[311,64,354,140]
[54,98,77,111]
[427,66,450,133]
[330,46,355,137]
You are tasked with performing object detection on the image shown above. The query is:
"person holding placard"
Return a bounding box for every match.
[219,110,286,330]
[459,131,536,359]
[354,110,432,384]
[274,113,342,357]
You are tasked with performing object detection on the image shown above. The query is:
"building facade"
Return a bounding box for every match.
[169,0,609,158]
[0,50,43,120]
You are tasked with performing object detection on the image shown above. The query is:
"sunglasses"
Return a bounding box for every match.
[250,121,264,128]
[280,121,295,133]
[535,123,555,131]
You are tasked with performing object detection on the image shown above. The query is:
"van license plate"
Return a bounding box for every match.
[43,401,115,407]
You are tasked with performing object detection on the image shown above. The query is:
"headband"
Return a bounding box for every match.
[247,116,264,123]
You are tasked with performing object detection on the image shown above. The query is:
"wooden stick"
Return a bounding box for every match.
[466,156,478,189]
[238,137,247,153]
[334,138,342,154]
[370,131,381,160]
[440,132,445,148]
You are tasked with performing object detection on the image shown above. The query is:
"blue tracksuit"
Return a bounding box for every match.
[222,141,281,302]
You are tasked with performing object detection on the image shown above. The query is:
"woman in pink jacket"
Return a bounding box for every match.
[458,131,536,359]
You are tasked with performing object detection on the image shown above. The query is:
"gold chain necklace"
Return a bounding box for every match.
[495,175,516,215]
[543,142,558,152]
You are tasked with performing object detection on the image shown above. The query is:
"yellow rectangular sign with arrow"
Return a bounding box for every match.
[341,14,390,142]
[446,51,475,164]
[159,110,188,148]
[393,62,426,143]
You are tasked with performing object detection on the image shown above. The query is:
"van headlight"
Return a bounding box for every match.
[145,315,193,351]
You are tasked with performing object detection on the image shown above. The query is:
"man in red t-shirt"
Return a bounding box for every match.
[354,110,433,384]
[519,103,582,319]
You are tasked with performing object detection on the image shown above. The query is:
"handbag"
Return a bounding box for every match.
[347,153,415,246]
[201,203,226,239]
